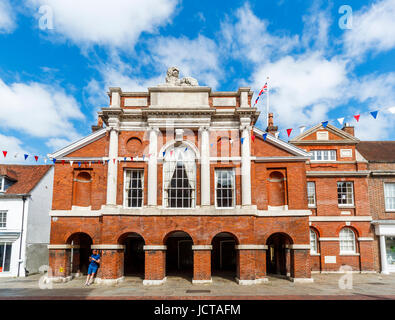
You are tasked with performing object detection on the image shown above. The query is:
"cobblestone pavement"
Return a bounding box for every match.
[0,273,395,299]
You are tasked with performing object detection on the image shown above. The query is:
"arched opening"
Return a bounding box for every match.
[67,232,93,276]
[73,171,92,207]
[266,233,293,277]
[268,171,286,208]
[211,232,238,280]
[217,137,231,157]
[126,137,143,156]
[164,231,194,280]
[118,232,145,278]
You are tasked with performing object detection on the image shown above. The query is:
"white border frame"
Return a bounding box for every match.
[123,168,144,209]
[214,168,236,209]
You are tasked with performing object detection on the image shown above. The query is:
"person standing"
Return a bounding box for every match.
[85,249,100,286]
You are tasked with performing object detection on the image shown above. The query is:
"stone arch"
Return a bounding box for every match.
[266,232,293,276]
[159,139,200,160]
[211,232,239,279]
[118,232,146,277]
[66,232,93,275]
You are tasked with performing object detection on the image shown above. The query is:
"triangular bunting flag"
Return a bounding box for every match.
[142,155,145,160]
[34,156,38,162]
[184,147,188,152]
[163,151,166,157]
[370,110,378,119]
[354,114,360,122]
[321,121,328,128]
[251,135,255,142]
[241,137,245,144]
[210,143,214,147]
[286,128,292,137]
[24,154,28,160]
[229,139,233,144]
[52,159,56,164]
[44,158,47,164]
[124,157,127,162]
[78,162,81,167]
[61,160,65,165]
[299,126,306,134]
[2,151,7,157]
[70,160,74,166]
[275,132,280,139]
[89,161,92,167]
[113,158,116,163]
[263,133,268,141]
[131,157,133,161]
[337,117,345,125]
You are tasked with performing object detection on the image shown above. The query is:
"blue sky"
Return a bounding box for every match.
[0,0,394,164]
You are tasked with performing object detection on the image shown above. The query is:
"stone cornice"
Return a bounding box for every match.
[306,171,370,177]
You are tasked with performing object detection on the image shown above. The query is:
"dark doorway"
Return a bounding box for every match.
[266,233,292,276]
[123,234,145,277]
[68,233,93,276]
[211,232,237,279]
[165,231,193,279]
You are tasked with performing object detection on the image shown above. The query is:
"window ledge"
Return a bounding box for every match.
[310,253,320,256]
[338,205,355,209]
[385,210,395,213]
[339,253,360,256]
[308,205,317,209]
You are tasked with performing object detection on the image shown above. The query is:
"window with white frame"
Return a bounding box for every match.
[215,169,235,208]
[0,242,12,272]
[384,183,395,211]
[163,145,196,208]
[310,229,318,254]
[339,228,356,253]
[124,169,144,208]
[310,150,336,161]
[337,181,354,206]
[0,177,4,192]
[0,212,6,228]
[307,182,316,207]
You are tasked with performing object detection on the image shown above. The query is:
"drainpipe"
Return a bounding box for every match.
[17,195,27,277]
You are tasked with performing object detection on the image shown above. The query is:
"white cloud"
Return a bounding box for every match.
[220,3,299,64]
[45,138,73,151]
[253,53,348,128]
[343,0,395,58]
[0,0,16,33]
[0,134,31,164]
[149,35,222,88]
[26,0,178,49]
[0,79,84,139]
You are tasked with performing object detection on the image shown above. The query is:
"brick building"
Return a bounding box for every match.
[47,68,377,284]
[356,142,395,274]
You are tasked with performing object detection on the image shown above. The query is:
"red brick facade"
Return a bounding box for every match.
[47,83,377,284]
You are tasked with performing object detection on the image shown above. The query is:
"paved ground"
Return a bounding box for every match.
[0,273,395,299]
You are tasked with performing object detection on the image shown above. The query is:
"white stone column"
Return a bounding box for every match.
[380,235,389,274]
[200,127,210,206]
[106,122,119,206]
[148,127,159,207]
[240,122,252,206]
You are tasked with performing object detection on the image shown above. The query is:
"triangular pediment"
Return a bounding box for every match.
[289,123,360,145]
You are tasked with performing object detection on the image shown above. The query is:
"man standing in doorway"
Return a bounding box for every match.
[85,249,100,286]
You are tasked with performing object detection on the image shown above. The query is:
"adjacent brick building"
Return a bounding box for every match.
[47,69,378,284]
[356,141,395,274]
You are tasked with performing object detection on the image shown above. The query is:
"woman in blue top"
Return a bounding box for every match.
[85,249,100,286]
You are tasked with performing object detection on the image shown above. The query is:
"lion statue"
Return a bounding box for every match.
[164,67,199,86]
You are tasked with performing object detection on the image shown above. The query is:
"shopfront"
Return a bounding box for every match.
[373,221,395,274]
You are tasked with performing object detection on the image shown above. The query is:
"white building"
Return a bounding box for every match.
[0,165,54,277]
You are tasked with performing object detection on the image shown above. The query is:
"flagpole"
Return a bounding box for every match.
[266,76,270,128]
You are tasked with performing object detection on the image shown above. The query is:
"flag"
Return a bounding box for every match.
[2,151,7,157]
[24,154,28,160]
[184,147,188,152]
[258,82,268,96]
[275,132,280,139]
[34,156,38,162]
[52,159,56,164]
[70,160,74,166]
[354,114,360,122]
[254,96,259,105]
[241,137,245,144]
[286,128,292,137]
[299,126,306,134]
[263,133,268,141]
[321,121,329,128]
[142,155,145,160]
[370,110,378,119]
[251,135,255,142]
[131,157,133,161]
[61,160,65,165]
[337,117,345,125]
[163,151,166,157]
[78,162,81,167]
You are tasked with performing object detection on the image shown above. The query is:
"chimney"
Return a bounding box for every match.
[342,123,354,136]
[266,113,278,136]
[92,116,104,132]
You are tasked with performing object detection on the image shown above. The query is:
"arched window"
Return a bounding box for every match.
[339,228,356,253]
[310,229,318,254]
[73,171,92,207]
[268,171,286,208]
[163,144,196,208]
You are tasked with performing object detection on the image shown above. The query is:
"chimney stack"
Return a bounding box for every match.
[92,116,104,132]
[266,113,278,136]
[342,123,354,136]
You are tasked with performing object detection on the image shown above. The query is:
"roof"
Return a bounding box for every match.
[356,141,395,162]
[0,165,52,195]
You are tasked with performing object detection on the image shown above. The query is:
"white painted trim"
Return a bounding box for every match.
[192,245,212,250]
[91,244,125,249]
[48,128,107,158]
[235,245,268,250]
[306,171,370,177]
[192,278,212,284]
[339,253,360,256]
[310,253,320,256]
[235,277,269,285]
[291,278,314,283]
[255,156,310,162]
[94,277,124,285]
[310,216,372,222]
[358,237,374,241]
[143,245,167,251]
[285,244,310,250]
[143,277,167,285]
[319,237,339,241]
[48,244,72,249]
